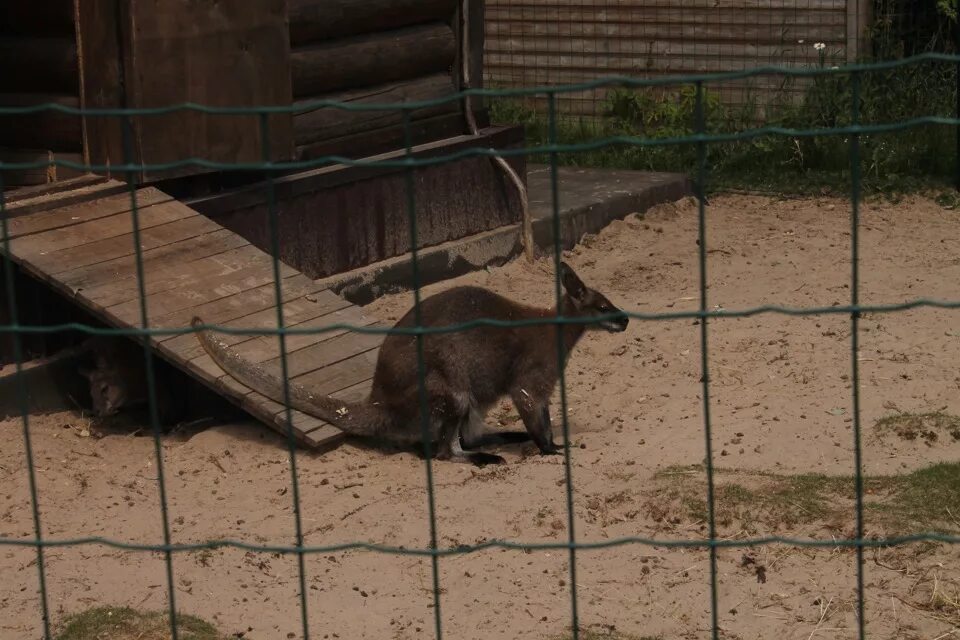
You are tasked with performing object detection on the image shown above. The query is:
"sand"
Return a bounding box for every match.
[3,193,960,639]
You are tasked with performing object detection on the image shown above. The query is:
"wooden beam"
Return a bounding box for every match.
[293,73,458,147]
[190,125,523,218]
[289,0,458,46]
[0,148,85,187]
[291,23,456,97]
[295,111,466,162]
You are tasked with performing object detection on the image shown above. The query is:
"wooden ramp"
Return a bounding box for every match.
[3,176,383,449]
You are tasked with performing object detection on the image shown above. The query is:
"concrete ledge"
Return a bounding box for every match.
[318,166,693,305]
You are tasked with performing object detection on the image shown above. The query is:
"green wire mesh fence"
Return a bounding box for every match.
[2,53,960,640]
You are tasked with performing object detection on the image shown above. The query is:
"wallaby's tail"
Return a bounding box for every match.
[191,317,393,438]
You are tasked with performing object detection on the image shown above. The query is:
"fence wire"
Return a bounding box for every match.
[2,53,960,640]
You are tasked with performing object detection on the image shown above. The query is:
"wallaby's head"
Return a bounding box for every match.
[80,365,127,417]
[559,261,629,332]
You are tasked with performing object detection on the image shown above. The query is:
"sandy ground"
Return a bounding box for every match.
[3,193,960,639]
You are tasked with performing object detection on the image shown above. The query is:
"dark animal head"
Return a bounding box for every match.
[79,366,127,417]
[559,261,629,333]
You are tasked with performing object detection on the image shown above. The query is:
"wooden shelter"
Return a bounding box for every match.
[0,0,525,446]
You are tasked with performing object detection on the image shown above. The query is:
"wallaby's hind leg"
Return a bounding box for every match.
[511,391,563,455]
[459,407,531,450]
[436,416,506,466]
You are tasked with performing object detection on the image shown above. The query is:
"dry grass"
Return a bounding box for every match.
[874,411,960,444]
[55,607,223,640]
[642,461,960,537]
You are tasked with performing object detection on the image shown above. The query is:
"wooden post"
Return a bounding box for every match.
[846,0,873,63]
[75,0,296,184]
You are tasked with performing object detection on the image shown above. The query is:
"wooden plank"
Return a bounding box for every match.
[204,305,376,370]
[0,37,78,94]
[0,148,85,187]
[8,198,195,260]
[191,324,383,381]
[295,112,467,163]
[170,290,358,362]
[5,186,170,238]
[485,19,847,43]
[292,23,456,98]
[104,252,299,325]
[3,174,109,205]
[294,73,459,147]
[485,40,845,63]
[0,93,83,152]
[193,126,524,218]
[120,0,295,182]
[276,380,373,448]
[289,0,458,46]
[485,0,845,8]
[151,274,327,342]
[486,5,846,22]
[81,243,271,308]
[30,212,228,278]
[55,226,245,290]
[301,379,372,439]
[290,345,381,396]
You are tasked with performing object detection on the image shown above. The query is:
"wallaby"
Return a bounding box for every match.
[192,262,628,466]
[79,336,186,427]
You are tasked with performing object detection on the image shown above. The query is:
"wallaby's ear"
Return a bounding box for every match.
[560,261,587,301]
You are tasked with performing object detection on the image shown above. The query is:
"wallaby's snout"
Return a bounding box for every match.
[559,261,629,333]
[600,305,629,333]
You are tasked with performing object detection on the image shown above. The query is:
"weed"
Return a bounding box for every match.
[644,460,960,536]
[552,626,660,640]
[55,606,223,640]
[486,3,960,198]
[875,411,960,442]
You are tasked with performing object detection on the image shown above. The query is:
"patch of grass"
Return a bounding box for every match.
[645,461,960,536]
[875,411,960,443]
[55,606,223,640]
[487,49,958,199]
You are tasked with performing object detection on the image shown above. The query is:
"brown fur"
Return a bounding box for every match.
[192,262,628,466]
[79,336,184,426]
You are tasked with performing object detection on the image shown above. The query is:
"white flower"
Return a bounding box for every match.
[831,66,839,70]
[798,39,805,44]
[814,42,826,51]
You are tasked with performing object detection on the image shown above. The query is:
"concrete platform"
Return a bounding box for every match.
[322,165,692,304]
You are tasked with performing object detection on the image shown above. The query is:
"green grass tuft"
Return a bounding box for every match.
[487,55,959,198]
[646,454,960,536]
[55,606,223,640]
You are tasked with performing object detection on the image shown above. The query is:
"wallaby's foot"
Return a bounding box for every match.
[435,449,506,466]
[467,452,507,466]
[538,441,569,455]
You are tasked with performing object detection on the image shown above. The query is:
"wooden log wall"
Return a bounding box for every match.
[288,0,468,159]
[0,0,83,186]
[484,0,872,118]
